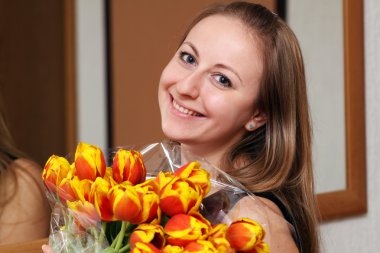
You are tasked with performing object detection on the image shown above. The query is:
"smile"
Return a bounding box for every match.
[172,100,204,117]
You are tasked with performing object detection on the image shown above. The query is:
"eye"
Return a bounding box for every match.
[179,51,197,65]
[213,74,232,88]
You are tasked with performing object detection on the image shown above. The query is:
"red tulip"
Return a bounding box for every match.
[74,142,106,181]
[164,213,210,247]
[129,224,165,249]
[174,162,211,197]
[159,177,203,217]
[226,218,266,251]
[112,149,146,185]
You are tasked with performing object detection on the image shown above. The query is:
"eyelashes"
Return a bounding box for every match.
[179,51,197,65]
[178,50,232,88]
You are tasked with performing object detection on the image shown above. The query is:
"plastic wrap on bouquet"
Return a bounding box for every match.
[42,141,296,253]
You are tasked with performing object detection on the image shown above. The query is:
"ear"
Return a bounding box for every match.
[245,110,267,132]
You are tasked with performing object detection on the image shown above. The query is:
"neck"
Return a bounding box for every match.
[180,143,227,169]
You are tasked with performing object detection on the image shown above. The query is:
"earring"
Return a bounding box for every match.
[248,123,255,130]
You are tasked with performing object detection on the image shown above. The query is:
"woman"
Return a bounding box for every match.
[43,1,319,252]
[0,96,51,244]
[158,2,319,253]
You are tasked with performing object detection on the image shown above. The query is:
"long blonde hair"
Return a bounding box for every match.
[181,2,319,252]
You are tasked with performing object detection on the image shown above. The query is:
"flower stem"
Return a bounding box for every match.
[98,221,107,245]
[110,233,119,248]
[114,221,128,252]
[119,243,130,253]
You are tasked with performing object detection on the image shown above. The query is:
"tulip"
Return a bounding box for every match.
[112,149,146,185]
[42,155,72,193]
[243,241,270,253]
[208,224,234,253]
[103,167,117,187]
[159,177,203,217]
[155,171,175,191]
[74,142,106,181]
[56,176,80,202]
[89,177,115,221]
[108,183,141,222]
[67,200,100,227]
[183,240,218,253]
[226,218,266,251]
[129,180,161,224]
[174,162,211,196]
[162,245,184,253]
[129,224,165,249]
[130,242,160,253]
[164,213,210,246]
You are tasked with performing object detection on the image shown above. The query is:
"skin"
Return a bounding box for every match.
[0,159,50,244]
[158,15,266,168]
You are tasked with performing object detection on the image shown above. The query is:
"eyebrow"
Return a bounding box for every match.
[182,41,243,84]
[183,41,199,58]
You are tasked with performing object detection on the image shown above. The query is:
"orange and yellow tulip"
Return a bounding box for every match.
[155,171,175,191]
[174,162,211,197]
[226,218,266,252]
[162,245,184,253]
[243,241,270,253]
[89,177,114,221]
[108,183,141,222]
[183,240,218,253]
[130,242,160,253]
[164,213,210,247]
[74,142,106,181]
[129,180,161,224]
[208,224,234,253]
[112,149,146,185]
[42,155,72,193]
[159,177,203,217]
[129,224,165,250]
[67,200,100,227]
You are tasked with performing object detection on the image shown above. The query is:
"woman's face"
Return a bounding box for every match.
[158,14,263,159]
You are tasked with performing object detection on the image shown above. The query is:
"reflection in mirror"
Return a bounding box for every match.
[287,1,346,193]
[285,0,367,221]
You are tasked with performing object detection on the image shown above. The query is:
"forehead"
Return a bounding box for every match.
[185,14,263,86]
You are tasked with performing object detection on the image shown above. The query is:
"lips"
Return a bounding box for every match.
[172,99,204,117]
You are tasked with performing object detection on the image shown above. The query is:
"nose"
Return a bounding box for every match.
[175,70,202,98]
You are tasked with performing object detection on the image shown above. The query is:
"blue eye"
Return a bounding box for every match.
[179,51,196,65]
[213,74,232,87]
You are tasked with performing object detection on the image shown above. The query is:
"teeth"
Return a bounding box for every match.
[173,100,201,116]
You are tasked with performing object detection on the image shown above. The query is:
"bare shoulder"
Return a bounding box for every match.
[228,196,299,253]
[0,158,51,244]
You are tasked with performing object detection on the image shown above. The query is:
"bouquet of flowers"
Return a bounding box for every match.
[42,141,272,253]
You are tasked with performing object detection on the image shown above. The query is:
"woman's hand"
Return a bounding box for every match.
[41,244,54,253]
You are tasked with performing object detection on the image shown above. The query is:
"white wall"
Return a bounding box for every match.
[75,0,380,251]
[319,0,380,251]
[75,0,107,151]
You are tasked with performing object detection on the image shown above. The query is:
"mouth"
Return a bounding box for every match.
[172,99,204,117]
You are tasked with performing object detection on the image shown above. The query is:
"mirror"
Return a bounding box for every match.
[287,0,366,221]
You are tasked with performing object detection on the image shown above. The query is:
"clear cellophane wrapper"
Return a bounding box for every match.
[45,141,296,252]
